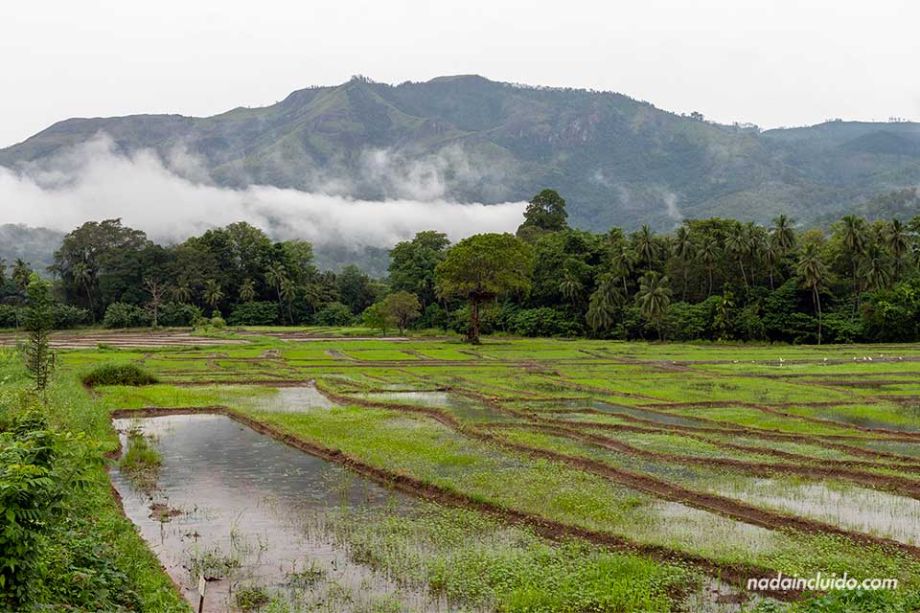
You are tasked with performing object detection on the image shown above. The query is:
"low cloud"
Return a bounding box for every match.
[0,136,526,248]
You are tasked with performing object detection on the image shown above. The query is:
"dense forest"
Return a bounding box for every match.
[1,189,918,344]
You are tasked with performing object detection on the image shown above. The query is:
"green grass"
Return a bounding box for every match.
[0,350,188,611]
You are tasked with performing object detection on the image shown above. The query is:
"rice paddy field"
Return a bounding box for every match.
[22,328,920,611]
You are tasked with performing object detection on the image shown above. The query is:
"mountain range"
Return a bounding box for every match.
[2,74,920,231]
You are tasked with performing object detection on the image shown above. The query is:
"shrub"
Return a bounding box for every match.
[507,307,582,337]
[313,302,354,326]
[81,363,158,387]
[209,311,226,330]
[228,301,278,326]
[102,303,151,329]
[0,304,22,328]
[158,302,202,327]
[51,304,89,329]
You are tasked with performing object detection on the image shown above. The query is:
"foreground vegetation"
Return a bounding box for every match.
[0,351,186,610]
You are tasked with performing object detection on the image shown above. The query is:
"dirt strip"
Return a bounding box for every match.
[509,422,920,500]
[109,405,805,600]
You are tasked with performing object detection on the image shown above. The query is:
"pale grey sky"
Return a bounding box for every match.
[2,0,918,148]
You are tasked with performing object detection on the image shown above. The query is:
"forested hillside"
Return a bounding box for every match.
[2,76,919,230]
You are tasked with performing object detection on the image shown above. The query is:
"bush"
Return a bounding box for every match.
[449,303,501,336]
[313,302,354,326]
[417,303,449,330]
[664,301,709,341]
[506,307,582,337]
[0,304,21,328]
[102,303,151,329]
[158,302,202,327]
[210,312,226,330]
[51,304,89,329]
[81,363,158,387]
[228,301,278,326]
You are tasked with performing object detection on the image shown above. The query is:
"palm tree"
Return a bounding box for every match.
[840,215,867,313]
[633,225,657,270]
[771,214,796,255]
[725,225,750,286]
[672,226,695,300]
[859,242,892,292]
[886,219,910,281]
[696,239,719,297]
[171,281,192,304]
[202,279,224,311]
[71,260,96,321]
[759,240,778,289]
[279,277,297,324]
[12,259,32,292]
[796,244,828,345]
[586,273,624,335]
[559,270,585,309]
[610,244,636,296]
[265,261,289,318]
[636,272,672,340]
[239,278,256,303]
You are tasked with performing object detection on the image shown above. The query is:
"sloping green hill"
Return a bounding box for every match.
[3,75,919,230]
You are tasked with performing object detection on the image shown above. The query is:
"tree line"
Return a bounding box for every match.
[1,189,918,344]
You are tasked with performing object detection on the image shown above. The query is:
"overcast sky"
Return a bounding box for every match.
[2,0,918,148]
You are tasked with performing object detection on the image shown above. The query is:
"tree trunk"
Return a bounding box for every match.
[814,286,823,345]
[467,297,481,344]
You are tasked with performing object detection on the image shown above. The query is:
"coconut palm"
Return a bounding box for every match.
[886,219,911,281]
[12,259,32,292]
[770,214,796,255]
[265,261,289,317]
[725,225,750,286]
[239,278,256,303]
[279,277,297,324]
[859,242,892,292]
[171,281,192,304]
[840,215,867,311]
[672,226,695,299]
[586,273,624,334]
[71,260,96,320]
[633,225,657,270]
[202,279,224,310]
[609,244,637,296]
[696,238,719,297]
[797,243,828,344]
[636,272,672,340]
[559,270,585,309]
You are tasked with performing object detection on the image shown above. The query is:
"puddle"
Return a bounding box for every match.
[110,414,442,612]
[712,478,920,546]
[356,391,510,423]
[248,384,336,412]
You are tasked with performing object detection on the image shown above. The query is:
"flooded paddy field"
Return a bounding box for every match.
[51,330,920,611]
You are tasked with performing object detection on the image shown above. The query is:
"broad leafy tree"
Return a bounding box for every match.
[436,234,534,343]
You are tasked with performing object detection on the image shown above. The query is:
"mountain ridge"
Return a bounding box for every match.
[3,75,919,230]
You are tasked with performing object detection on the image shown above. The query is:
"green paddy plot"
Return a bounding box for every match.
[779,402,920,432]
[661,406,879,437]
[30,331,920,611]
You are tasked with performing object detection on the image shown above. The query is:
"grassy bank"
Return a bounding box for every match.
[0,349,188,611]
